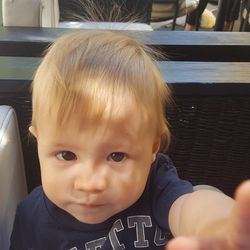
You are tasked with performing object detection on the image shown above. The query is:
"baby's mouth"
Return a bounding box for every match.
[79,203,104,209]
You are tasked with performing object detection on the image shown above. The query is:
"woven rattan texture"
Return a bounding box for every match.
[1,94,250,197]
[167,96,250,196]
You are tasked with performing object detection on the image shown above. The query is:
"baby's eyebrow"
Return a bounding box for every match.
[47,141,79,150]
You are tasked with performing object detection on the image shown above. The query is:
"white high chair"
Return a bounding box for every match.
[0,105,27,250]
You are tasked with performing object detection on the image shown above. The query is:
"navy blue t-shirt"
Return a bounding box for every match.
[10,154,193,250]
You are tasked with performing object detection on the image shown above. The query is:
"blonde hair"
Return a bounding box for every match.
[31,30,171,149]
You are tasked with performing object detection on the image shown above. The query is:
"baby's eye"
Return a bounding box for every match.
[56,151,77,161]
[107,152,126,162]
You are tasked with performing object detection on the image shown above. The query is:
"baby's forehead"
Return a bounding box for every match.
[37,103,154,145]
[68,100,150,130]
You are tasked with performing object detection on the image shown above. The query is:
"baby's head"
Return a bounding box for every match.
[31,30,170,147]
[30,30,171,224]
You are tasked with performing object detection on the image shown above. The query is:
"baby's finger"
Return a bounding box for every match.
[230,180,250,249]
[167,237,199,250]
[167,237,228,250]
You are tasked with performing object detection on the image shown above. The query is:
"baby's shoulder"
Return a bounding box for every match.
[17,185,44,217]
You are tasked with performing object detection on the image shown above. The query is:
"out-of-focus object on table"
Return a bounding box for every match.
[240,0,250,31]
[214,0,241,31]
[151,0,199,30]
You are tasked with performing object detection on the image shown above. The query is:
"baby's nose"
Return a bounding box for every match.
[73,163,108,193]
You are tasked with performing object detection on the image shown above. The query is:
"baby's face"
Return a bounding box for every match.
[34,103,160,224]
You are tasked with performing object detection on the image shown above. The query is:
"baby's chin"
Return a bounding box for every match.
[73,212,113,225]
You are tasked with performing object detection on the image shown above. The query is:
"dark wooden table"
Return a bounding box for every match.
[1,27,250,61]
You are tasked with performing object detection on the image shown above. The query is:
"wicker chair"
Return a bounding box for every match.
[2,77,250,198]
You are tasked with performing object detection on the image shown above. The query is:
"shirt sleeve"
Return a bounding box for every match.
[9,186,43,249]
[150,153,193,231]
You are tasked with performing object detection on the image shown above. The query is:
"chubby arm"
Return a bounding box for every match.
[169,189,234,237]
[167,180,250,250]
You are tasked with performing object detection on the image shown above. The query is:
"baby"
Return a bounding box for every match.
[10,30,250,250]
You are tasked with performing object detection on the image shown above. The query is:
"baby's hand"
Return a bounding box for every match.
[166,180,250,250]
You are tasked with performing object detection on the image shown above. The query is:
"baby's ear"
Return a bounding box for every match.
[29,126,37,138]
[152,138,161,162]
